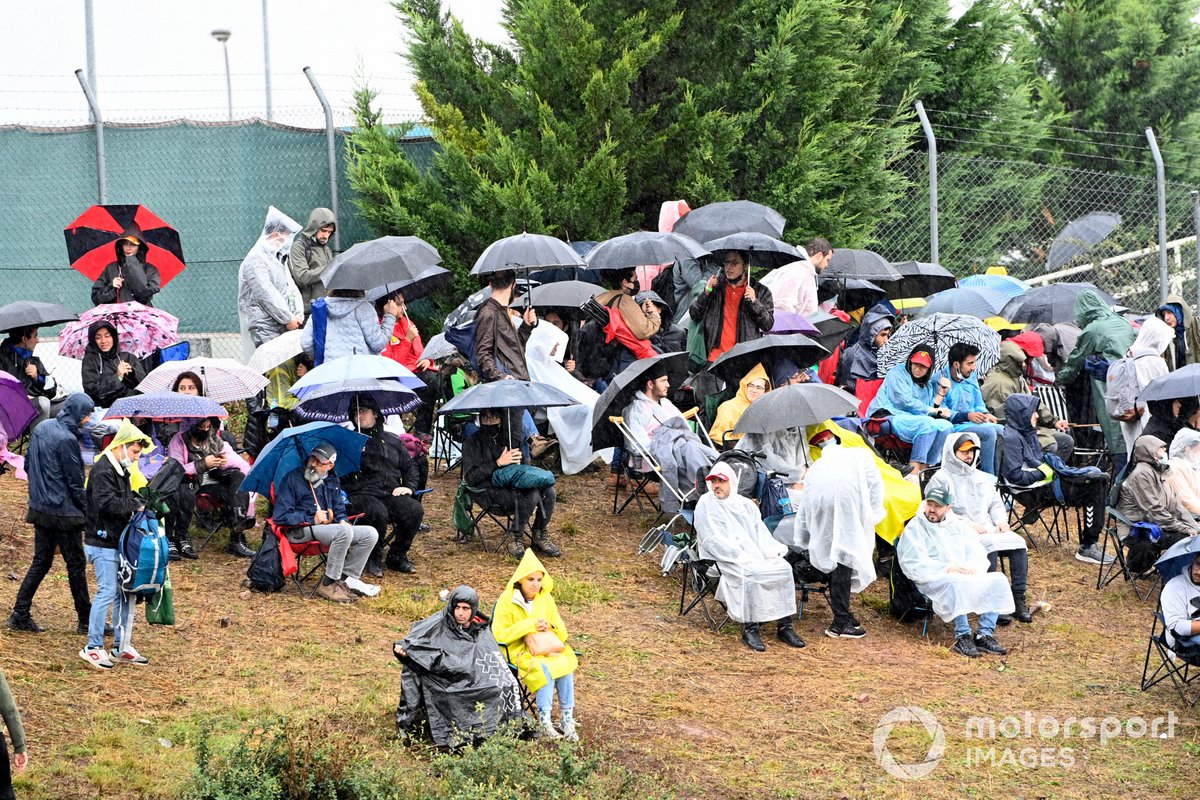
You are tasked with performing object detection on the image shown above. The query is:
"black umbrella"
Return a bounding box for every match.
[817,275,887,310]
[471,233,586,276]
[526,280,605,318]
[733,383,859,435]
[1139,364,1200,403]
[887,261,958,297]
[439,380,579,449]
[807,310,856,354]
[672,200,786,242]
[0,301,78,331]
[823,249,904,282]
[322,235,446,299]
[591,352,692,450]
[703,232,804,270]
[999,282,1119,325]
[1047,212,1121,272]
[706,334,828,384]
[585,231,710,271]
[444,279,539,328]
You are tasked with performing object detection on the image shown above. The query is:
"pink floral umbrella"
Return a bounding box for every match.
[58,301,179,359]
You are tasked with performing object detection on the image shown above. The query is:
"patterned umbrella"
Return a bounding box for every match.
[64,204,186,286]
[292,377,421,422]
[137,357,269,403]
[104,391,228,421]
[0,373,36,439]
[877,313,1002,375]
[58,302,179,359]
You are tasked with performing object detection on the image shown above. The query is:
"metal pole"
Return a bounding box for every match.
[262,0,273,120]
[1192,191,1200,312]
[75,69,106,203]
[222,42,233,121]
[304,66,340,250]
[1146,127,1169,304]
[84,0,96,124]
[915,100,938,264]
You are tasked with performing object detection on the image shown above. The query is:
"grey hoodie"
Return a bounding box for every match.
[290,208,337,314]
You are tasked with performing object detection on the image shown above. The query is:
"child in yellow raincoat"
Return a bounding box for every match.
[492,551,579,740]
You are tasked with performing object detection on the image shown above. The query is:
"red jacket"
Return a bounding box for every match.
[381,316,425,370]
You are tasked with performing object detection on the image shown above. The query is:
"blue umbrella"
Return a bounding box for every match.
[293,378,421,422]
[1154,536,1200,582]
[103,391,227,421]
[960,273,1030,300]
[242,421,368,496]
[291,354,424,394]
[917,286,1010,319]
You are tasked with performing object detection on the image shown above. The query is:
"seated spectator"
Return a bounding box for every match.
[896,483,1014,659]
[637,291,685,354]
[272,443,380,603]
[1116,435,1200,574]
[938,342,1004,476]
[688,249,774,363]
[462,408,560,559]
[1166,429,1200,517]
[342,394,424,577]
[302,289,401,365]
[783,428,883,639]
[927,433,1033,623]
[865,345,954,474]
[379,289,440,436]
[0,325,60,430]
[492,552,580,740]
[708,363,770,447]
[1161,553,1200,661]
[167,417,255,559]
[981,341,1073,461]
[695,462,804,652]
[81,320,144,408]
[393,585,523,748]
[158,371,239,452]
[90,234,160,306]
[771,357,817,386]
[1142,397,1200,449]
[1000,394,1110,566]
[837,306,893,393]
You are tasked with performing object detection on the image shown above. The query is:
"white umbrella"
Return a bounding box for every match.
[137,357,269,403]
[246,329,305,374]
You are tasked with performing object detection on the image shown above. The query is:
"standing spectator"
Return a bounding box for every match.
[237,219,304,359]
[475,270,537,382]
[379,289,440,436]
[302,290,400,365]
[0,666,28,799]
[594,268,660,376]
[1117,316,1175,455]
[688,249,774,363]
[289,208,337,316]
[0,325,59,430]
[759,252,817,316]
[7,393,95,635]
[90,234,160,306]
[1155,294,1200,369]
[806,238,833,274]
[81,320,144,408]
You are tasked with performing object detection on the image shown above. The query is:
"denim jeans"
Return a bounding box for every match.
[534,664,575,714]
[953,612,998,638]
[84,545,134,653]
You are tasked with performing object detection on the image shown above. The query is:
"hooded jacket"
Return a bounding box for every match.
[340,395,420,498]
[637,291,686,353]
[1058,291,1136,385]
[491,551,578,693]
[26,393,93,523]
[927,431,1007,530]
[0,336,53,399]
[1166,428,1200,517]
[237,229,303,354]
[80,320,145,408]
[982,341,1061,428]
[300,296,396,362]
[708,363,771,445]
[999,394,1049,487]
[91,236,161,306]
[1155,293,1200,369]
[1141,397,1199,448]
[462,415,522,489]
[838,307,894,392]
[688,272,774,360]
[1117,435,1200,537]
[289,208,337,314]
[85,420,154,548]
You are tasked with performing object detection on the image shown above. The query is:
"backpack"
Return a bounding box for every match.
[713,450,761,498]
[245,530,286,592]
[444,322,480,372]
[1103,353,1153,421]
[117,510,170,599]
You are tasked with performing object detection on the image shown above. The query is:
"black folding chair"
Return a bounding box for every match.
[1141,603,1200,707]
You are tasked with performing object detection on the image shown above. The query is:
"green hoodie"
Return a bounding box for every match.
[1058,291,1135,385]
[289,207,337,314]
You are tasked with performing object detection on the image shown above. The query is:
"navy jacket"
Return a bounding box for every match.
[26,394,93,523]
[273,466,348,528]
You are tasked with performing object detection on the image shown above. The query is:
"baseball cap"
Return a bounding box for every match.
[809,429,835,447]
[310,442,338,464]
[909,351,933,368]
[924,483,953,506]
[955,435,979,453]
[705,462,736,483]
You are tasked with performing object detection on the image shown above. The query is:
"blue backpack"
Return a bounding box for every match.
[117,510,170,599]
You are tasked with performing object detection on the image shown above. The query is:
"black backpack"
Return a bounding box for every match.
[245,532,285,593]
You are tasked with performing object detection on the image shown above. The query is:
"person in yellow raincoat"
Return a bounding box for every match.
[492,551,579,740]
[708,363,770,447]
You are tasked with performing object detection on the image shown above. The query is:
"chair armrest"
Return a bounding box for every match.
[682,407,700,420]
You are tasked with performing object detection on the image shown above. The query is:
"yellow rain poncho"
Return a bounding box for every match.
[265,363,299,410]
[708,363,771,446]
[491,551,578,693]
[91,419,155,492]
[806,420,919,544]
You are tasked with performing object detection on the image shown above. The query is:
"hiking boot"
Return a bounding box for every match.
[316,580,356,604]
[825,622,867,639]
[344,577,382,598]
[7,613,45,633]
[1075,544,1114,565]
[529,435,559,458]
[1012,593,1033,624]
[530,529,562,558]
[974,633,1008,656]
[996,613,1012,626]
[952,634,980,658]
[776,621,806,649]
[111,645,150,666]
[228,533,255,558]
[387,556,416,574]
[79,646,114,671]
[643,481,660,497]
[365,558,385,579]
[507,533,526,559]
[167,541,182,561]
[606,472,627,489]
[178,538,199,560]
[742,623,766,652]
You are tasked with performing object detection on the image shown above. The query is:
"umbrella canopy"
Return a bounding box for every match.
[817,275,887,310]
[293,377,422,422]
[1154,535,1200,582]
[887,261,958,297]
[878,313,1002,375]
[526,280,604,317]
[770,311,819,335]
[672,200,786,242]
[58,301,179,359]
[291,354,424,395]
[444,280,539,328]
[1139,363,1200,403]
[137,357,268,403]
[584,231,710,271]
[437,380,579,416]
[322,235,447,299]
[733,383,859,435]
[64,204,186,287]
[823,249,904,282]
[242,421,368,496]
[247,329,305,374]
[591,351,692,450]
[702,232,805,270]
[806,310,856,354]
[959,273,1030,299]
[420,332,460,363]
[918,287,1010,319]
[104,391,227,421]
[0,301,77,332]
[471,233,586,276]
[999,282,1119,325]
[0,373,36,439]
[706,334,828,384]
[1047,212,1122,272]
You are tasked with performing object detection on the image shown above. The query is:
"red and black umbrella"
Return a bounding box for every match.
[64,204,187,286]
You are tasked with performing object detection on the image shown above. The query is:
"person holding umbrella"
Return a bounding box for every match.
[0,325,60,430]
[81,320,145,408]
[379,289,440,437]
[90,234,161,307]
[689,250,774,363]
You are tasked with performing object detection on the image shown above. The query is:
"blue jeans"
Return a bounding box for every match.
[84,545,134,653]
[953,422,1003,476]
[534,664,575,714]
[953,612,998,638]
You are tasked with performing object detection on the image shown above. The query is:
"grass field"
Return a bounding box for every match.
[1,464,1197,799]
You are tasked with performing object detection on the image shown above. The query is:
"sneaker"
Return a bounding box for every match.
[1075,544,1115,565]
[7,613,45,633]
[561,718,579,742]
[344,576,382,598]
[111,646,150,666]
[79,646,114,670]
[952,633,980,659]
[178,540,199,560]
[996,614,1013,627]
[316,580,357,604]
[825,622,867,639]
[974,634,1008,656]
[387,556,416,574]
[167,541,181,562]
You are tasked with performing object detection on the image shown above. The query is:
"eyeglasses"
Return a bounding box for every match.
[747,382,768,391]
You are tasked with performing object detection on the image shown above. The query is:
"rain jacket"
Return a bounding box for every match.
[926,433,1028,555]
[80,320,145,408]
[272,465,348,533]
[1155,293,1200,369]
[760,258,818,317]
[865,354,954,453]
[594,288,661,340]
[300,297,396,362]
[1058,291,1135,454]
[382,315,425,371]
[734,427,807,483]
[475,297,533,382]
[708,363,770,445]
[84,420,154,548]
[395,585,522,747]
[1166,428,1200,517]
[0,337,53,399]
[687,273,774,361]
[237,220,303,357]
[837,307,893,392]
[1116,435,1200,538]
[999,394,1051,487]
[167,418,250,483]
[1161,568,1200,648]
[1119,316,1174,454]
[982,341,1062,446]
[491,551,578,693]
[1142,398,1198,448]
[289,208,336,315]
[91,237,160,306]
[26,393,92,523]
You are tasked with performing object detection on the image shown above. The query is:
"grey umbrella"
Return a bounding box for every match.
[887,261,958,297]
[999,282,1119,325]
[1138,364,1200,403]
[0,301,78,331]
[703,232,804,270]
[733,383,859,435]
[323,235,446,297]
[1046,212,1122,271]
[420,332,460,362]
[438,379,579,449]
[471,233,586,276]
[584,231,710,271]
[823,249,904,282]
[526,280,604,317]
[591,351,692,450]
[672,200,786,242]
[706,334,828,384]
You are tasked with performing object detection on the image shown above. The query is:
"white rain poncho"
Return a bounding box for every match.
[928,432,1027,555]
[734,427,808,483]
[524,322,612,473]
[694,487,797,623]
[777,441,884,593]
[1120,316,1174,454]
[759,258,817,317]
[896,505,1015,622]
[237,206,303,359]
[1167,427,1200,516]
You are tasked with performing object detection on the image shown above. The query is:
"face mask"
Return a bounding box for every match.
[1159,457,1171,467]
[192,427,211,441]
[118,451,134,468]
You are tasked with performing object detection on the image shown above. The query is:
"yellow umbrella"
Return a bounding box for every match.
[892,297,927,313]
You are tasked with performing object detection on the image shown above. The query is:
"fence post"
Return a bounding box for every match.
[1146,127,1168,304]
[914,101,938,265]
[303,66,340,251]
[75,69,106,204]
[1192,191,1200,312]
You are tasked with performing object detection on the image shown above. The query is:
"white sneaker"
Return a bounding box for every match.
[539,714,562,740]
[110,645,150,666]
[344,577,381,598]
[561,718,579,742]
[79,646,114,670]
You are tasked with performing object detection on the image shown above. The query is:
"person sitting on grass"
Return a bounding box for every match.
[1161,553,1200,662]
[896,482,1014,659]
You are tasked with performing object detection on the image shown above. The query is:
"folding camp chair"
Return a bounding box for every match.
[1033,384,1108,469]
[608,407,712,516]
[667,522,729,633]
[494,629,539,717]
[1096,463,1162,601]
[1141,603,1200,707]
[998,480,1064,548]
[430,410,468,475]
[861,416,912,468]
[454,482,516,554]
